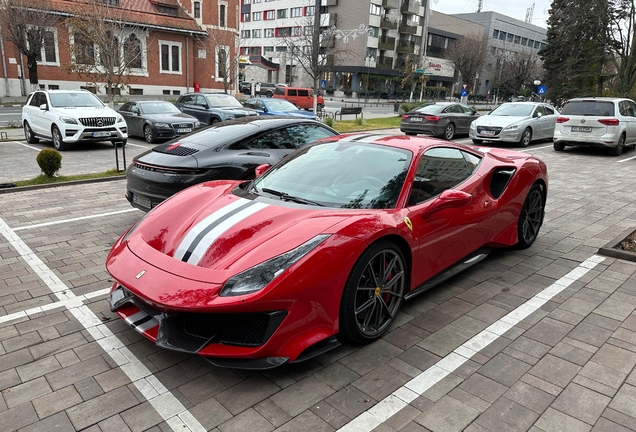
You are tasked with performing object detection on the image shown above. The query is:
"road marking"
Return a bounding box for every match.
[337,254,606,432]
[0,217,206,432]
[618,154,636,163]
[518,144,554,152]
[13,141,40,151]
[126,142,150,148]
[13,208,138,231]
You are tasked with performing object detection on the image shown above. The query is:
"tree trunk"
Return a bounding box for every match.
[26,54,39,88]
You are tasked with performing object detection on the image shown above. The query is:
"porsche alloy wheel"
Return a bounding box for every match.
[339,241,406,344]
[517,184,544,249]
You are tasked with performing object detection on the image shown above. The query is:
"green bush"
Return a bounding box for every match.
[354,117,365,126]
[324,116,335,127]
[36,149,62,177]
[399,101,422,114]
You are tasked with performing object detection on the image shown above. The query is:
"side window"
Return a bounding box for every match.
[533,105,545,117]
[195,95,207,107]
[286,124,337,148]
[179,95,193,104]
[120,102,132,112]
[255,100,266,110]
[461,105,473,114]
[630,101,636,116]
[29,93,42,107]
[298,89,309,97]
[288,89,297,96]
[462,150,482,171]
[244,101,255,109]
[544,105,555,115]
[274,87,285,95]
[130,103,140,114]
[407,148,474,207]
[445,105,461,114]
[620,101,634,117]
[248,128,296,149]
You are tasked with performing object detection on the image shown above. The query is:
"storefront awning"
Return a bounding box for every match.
[239,56,280,71]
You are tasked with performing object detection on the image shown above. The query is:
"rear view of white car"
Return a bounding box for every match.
[553,97,636,156]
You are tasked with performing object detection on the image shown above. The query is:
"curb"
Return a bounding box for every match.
[0,175,126,194]
[598,227,636,262]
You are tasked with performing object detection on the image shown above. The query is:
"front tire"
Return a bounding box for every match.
[209,117,220,126]
[472,139,483,144]
[519,128,532,147]
[516,184,544,249]
[443,123,455,140]
[51,126,69,151]
[24,121,39,144]
[609,134,625,156]
[266,91,273,97]
[553,142,565,151]
[144,125,156,143]
[339,241,406,344]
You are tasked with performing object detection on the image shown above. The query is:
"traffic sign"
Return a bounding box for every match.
[461,89,468,97]
[537,85,546,95]
[320,79,327,89]
[462,84,468,89]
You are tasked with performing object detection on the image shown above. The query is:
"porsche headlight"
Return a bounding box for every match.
[504,124,520,131]
[220,234,330,297]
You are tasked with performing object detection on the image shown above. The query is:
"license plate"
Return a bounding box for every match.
[480,130,497,136]
[176,128,192,133]
[132,194,151,209]
[410,117,423,122]
[571,126,592,132]
[92,131,111,137]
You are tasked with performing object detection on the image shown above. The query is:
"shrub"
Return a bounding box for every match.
[324,116,335,127]
[399,101,422,114]
[354,117,365,126]
[36,149,62,177]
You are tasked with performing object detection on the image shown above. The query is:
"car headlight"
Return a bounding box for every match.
[116,115,125,124]
[155,122,170,128]
[219,234,330,297]
[470,121,476,129]
[194,120,201,127]
[504,124,520,131]
[60,117,78,125]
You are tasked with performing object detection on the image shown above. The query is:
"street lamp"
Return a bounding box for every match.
[533,80,541,101]
[364,55,375,103]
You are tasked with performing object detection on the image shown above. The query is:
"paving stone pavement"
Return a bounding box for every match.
[1,136,636,431]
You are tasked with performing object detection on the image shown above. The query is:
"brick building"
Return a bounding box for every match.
[0,0,239,97]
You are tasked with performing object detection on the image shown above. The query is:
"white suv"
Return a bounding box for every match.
[22,90,128,150]
[553,97,636,156]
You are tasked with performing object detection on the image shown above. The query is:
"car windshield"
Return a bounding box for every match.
[489,104,534,116]
[206,94,244,108]
[140,102,182,114]
[266,100,298,111]
[414,104,444,114]
[560,101,615,116]
[50,92,104,108]
[252,141,412,209]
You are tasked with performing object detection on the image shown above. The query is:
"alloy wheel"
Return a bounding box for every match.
[521,187,543,245]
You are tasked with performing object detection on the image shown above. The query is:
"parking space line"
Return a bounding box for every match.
[0,217,206,432]
[518,144,554,152]
[12,141,40,151]
[337,254,606,432]
[126,142,151,148]
[13,208,138,231]
[618,154,636,163]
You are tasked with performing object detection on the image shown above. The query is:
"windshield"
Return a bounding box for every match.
[206,94,244,108]
[414,104,444,114]
[253,141,412,209]
[140,102,181,114]
[50,92,104,108]
[490,103,534,116]
[266,100,298,111]
[560,101,615,116]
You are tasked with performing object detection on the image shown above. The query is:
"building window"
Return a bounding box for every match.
[265,28,274,37]
[492,29,499,39]
[242,0,250,4]
[277,27,291,37]
[506,33,513,42]
[248,46,261,55]
[252,29,262,38]
[194,1,200,18]
[305,6,314,15]
[275,46,287,52]
[264,46,274,52]
[253,0,261,2]
[36,29,58,65]
[291,27,301,37]
[219,4,226,27]
[370,4,381,15]
[498,31,506,41]
[291,7,302,17]
[173,90,180,95]
[163,89,171,95]
[514,35,521,44]
[368,26,379,38]
[277,9,287,19]
[130,88,143,95]
[241,30,251,38]
[74,34,95,65]
[241,13,250,22]
[490,46,496,55]
[265,10,275,19]
[159,41,181,73]
[124,34,142,69]
[521,37,527,46]
[218,47,227,79]
[304,26,313,36]
[155,5,178,15]
[253,11,262,21]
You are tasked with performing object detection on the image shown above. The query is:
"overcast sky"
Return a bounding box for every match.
[430,0,552,28]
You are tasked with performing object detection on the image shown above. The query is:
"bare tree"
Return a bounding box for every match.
[0,0,62,91]
[504,50,542,97]
[444,35,489,91]
[397,54,419,101]
[196,28,239,94]
[64,0,150,106]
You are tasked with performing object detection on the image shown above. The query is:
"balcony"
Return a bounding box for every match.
[320,36,336,48]
[380,17,398,30]
[397,40,416,54]
[382,0,399,8]
[401,1,421,15]
[321,0,338,6]
[399,23,417,34]
[327,12,337,26]
[378,36,396,50]
[377,56,394,69]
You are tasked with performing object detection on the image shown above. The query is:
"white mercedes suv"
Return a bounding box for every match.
[22,90,128,150]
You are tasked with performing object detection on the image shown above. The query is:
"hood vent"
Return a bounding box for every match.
[153,142,199,156]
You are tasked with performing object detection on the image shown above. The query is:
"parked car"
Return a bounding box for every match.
[400,102,480,140]
[108,134,547,369]
[469,102,558,147]
[175,93,258,125]
[125,117,338,211]
[241,82,277,97]
[243,98,319,120]
[274,86,324,110]
[22,89,128,150]
[118,100,201,143]
[553,97,636,156]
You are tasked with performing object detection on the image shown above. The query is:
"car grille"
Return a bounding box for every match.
[79,117,116,127]
[153,143,199,156]
[171,122,194,129]
[477,126,502,135]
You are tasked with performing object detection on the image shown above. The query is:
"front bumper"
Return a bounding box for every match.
[469,128,521,143]
[60,124,128,143]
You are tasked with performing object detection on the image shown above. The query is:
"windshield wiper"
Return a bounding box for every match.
[261,188,323,206]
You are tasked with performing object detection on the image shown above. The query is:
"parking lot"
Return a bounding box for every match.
[2,133,636,432]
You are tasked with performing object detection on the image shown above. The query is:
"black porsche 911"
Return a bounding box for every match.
[118,100,202,143]
[126,117,339,211]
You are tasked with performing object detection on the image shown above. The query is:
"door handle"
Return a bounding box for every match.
[483,200,492,208]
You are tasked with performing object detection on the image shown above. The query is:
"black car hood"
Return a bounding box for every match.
[135,148,199,168]
[143,113,197,122]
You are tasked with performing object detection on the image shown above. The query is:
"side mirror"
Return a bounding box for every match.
[262,107,268,113]
[39,103,48,111]
[420,189,472,217]
[535,111,543,118]
[254,164,270,177]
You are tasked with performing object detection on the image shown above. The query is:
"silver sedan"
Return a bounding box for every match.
[469,102,558,147]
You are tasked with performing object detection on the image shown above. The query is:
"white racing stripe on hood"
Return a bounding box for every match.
[186,202,269,265]
[174,198,250,261]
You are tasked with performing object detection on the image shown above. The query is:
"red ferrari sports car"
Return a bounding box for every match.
[107,133,547,369]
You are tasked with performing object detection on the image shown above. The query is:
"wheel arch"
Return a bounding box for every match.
[367,234,413,287]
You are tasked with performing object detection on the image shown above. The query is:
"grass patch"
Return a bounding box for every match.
[15,169,125,186]
[332,116,401,133]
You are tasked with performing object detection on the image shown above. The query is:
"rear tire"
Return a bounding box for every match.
[609,134,625,156]
[404,132,416,136]
[338,241,406,344]
[51,126,69,151]
[516,184,544,249]
[519,128,532,147]
[553,142,565,151]
[266,91,273,97]
[443,123,455,140]
[24,121,39,144]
